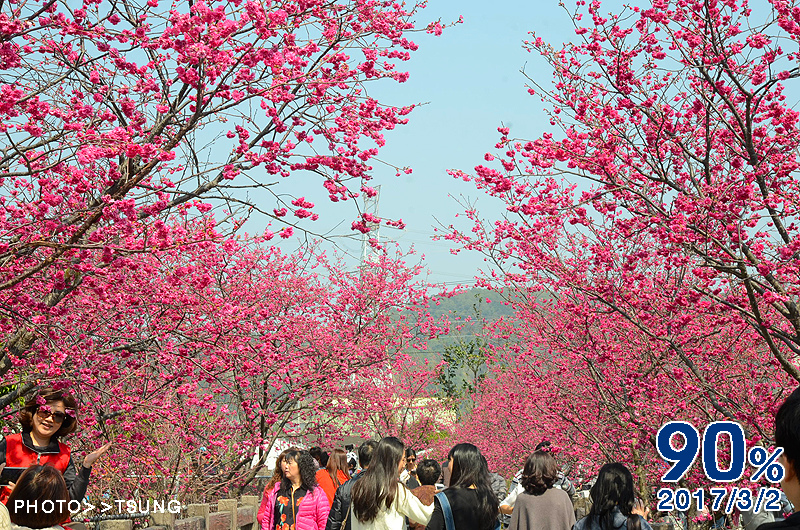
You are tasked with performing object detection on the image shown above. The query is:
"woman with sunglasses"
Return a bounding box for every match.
[401,448,420,490]
[0,387,111,505]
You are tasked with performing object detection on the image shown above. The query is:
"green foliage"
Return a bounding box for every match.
[421,427,451,446]
[432,293,500,417]
[0,383,25,430]
[427,289,514,322]
[410,290,523,416]
[437,337,490,402]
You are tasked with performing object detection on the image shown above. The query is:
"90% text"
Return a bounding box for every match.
[657,421,784,482]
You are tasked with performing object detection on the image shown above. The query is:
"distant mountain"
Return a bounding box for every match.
[407,288,518,367]
[426,288,516,322]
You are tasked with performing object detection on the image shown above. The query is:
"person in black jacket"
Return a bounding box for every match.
[758,387,800,530]
[326,441,377,530]
[426,443,499,530]
[402,448,420,490]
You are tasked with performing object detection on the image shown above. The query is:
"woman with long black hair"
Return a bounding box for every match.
[426,443,499,530]
[572,463,651,530]
[350,437,432,530]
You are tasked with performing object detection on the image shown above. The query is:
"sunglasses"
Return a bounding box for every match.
[407,457,416,462]
[36,405,70,424]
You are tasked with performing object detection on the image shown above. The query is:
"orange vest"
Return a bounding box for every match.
[315,468,349,506]
[0,433,71,505]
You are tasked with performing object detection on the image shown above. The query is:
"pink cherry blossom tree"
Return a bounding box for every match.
[0,0,454,500]
[449,0,800,381]
[340,351,455,450]
[0,0,452,374]
[445,0,800,504]
[4,232,443,501]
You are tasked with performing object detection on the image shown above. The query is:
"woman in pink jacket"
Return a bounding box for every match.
[260,449,330,530]
[258,448,300,528]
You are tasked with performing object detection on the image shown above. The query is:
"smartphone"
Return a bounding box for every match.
[0,467,26,486]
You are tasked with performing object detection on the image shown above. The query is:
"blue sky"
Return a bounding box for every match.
[275,0,628,286]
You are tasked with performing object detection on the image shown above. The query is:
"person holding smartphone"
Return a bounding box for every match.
[0,387,111,505]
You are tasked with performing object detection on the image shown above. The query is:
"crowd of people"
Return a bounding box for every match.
[252,388,800,530]
[0,387,798,530]
[256,438,650,530]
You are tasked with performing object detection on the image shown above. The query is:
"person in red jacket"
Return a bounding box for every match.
[316,449,349,507]
[0,387,111,505]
